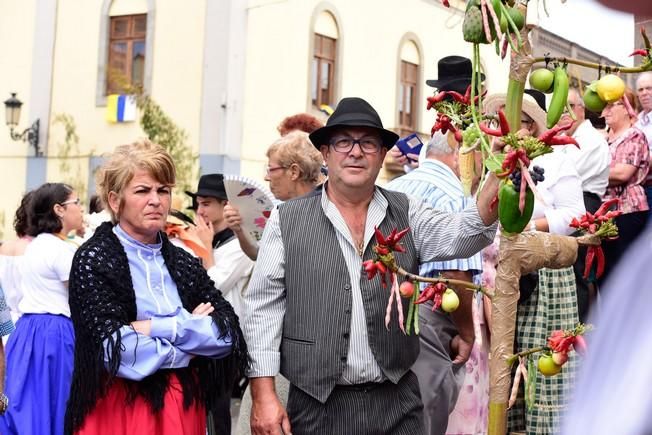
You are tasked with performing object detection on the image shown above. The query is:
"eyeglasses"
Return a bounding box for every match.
[265,165,286,175]
[60,198,81,206]
[330,136,382,154]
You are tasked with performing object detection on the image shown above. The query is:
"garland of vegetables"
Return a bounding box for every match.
[362,1,652,434]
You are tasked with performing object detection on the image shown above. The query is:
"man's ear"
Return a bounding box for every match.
[288,163,302,181]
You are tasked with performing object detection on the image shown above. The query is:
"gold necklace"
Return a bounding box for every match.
[356,239,364,257]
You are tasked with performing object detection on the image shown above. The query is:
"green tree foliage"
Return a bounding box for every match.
[53,113,88,201]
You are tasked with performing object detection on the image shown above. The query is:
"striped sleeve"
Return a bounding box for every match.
[242,209,286,377]
[408,195,497,263]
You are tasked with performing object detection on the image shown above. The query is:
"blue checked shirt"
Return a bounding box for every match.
[0,286,14,337]
[386,159,483,280]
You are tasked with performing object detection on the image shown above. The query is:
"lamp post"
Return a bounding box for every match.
[4,93,41,156]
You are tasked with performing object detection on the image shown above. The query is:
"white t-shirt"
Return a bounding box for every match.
[531,151,586,236]
[560,119,611,197]
[17,233,77,317]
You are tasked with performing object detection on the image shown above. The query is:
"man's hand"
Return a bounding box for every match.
[250,377,292,435]
[224,204,243,233]
[192,215,214,251]
[192,302,215,317]
[389,146,419,169]
[450,334,474,365]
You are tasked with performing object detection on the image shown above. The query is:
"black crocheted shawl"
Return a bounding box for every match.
[64,222,249,434]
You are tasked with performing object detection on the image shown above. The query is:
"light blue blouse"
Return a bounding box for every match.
[103,224,232,380]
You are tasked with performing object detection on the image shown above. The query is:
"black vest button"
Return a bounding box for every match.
[343,332,349,339]
[344,284,351,291]
[340,356,347,362]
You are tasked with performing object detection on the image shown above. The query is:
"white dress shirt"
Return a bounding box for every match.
[635,110,652,151]
[531,152,586,236]
[207,237,254,319]
[558,119,610,197]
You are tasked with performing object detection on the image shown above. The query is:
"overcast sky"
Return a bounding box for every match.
[535,0,634,66]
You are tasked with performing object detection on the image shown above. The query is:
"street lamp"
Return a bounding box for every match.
[4,93,41,156]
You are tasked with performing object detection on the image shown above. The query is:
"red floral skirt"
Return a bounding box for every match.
[76,375,206,435]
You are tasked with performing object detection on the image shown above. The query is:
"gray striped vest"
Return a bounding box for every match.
[278,187,420,402]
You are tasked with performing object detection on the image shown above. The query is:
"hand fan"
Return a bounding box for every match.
[223,175,276,241]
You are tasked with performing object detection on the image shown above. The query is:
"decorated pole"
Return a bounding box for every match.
[432,0,652,432]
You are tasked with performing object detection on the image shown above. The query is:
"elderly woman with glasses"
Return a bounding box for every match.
[599,88,650,284]
[224,130,325,262]
[0,183,85,435]
[64,140,248,435]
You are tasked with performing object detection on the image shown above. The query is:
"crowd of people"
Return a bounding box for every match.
[0,57,650,435]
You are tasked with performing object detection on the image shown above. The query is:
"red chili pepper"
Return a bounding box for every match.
[375,246,390,255]
[629,49,649,57]
[447,91,467,104]
[374,226,387,245]
[385,228,398,245]
[498,110,511,136]
[454,129,463,143]
[415,284,436,304]
[393,244,406,253]
[583,246,596,280]
[595,246,606,279]
[431,292,442,311]
[569,217,581,229]
[547,135,580,148]
[463,85,472,104]
[362,260,378,280]
[426,93,448,110]
[479,122,503,137]
[441,0,450,7]
[393,227,410,243]
[573,335,588,356]
[376,261,387,275]
[537,121,574,144]
[595,198,619,217]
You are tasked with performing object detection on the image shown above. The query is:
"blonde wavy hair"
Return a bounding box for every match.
[96,139,176,222]
[266,131,324,185]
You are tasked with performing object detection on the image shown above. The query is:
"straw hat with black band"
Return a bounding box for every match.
[483,89,548,134]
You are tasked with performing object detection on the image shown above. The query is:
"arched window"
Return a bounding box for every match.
[311,11,338,108]
[97,0,154,105]
[398,40,420,136]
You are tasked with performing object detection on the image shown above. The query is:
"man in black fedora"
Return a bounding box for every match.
[244,97,503,434]
[186,173,254,435]
[391,55,484,169]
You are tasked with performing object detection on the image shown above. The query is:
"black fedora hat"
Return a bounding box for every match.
[426,55,486,94]
[308,97,399,149]
[185,174,228,201]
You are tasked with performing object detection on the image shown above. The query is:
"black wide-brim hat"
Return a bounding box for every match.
[426,55,486,94]
[309,97,399,149]
[185,173,228,201]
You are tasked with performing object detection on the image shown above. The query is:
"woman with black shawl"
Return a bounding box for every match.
[65,140,248,435]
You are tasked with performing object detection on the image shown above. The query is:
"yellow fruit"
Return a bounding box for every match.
[537,354,562,377]
[596,74,626,103]
[441,288,460,313]
[529,68,555,93]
